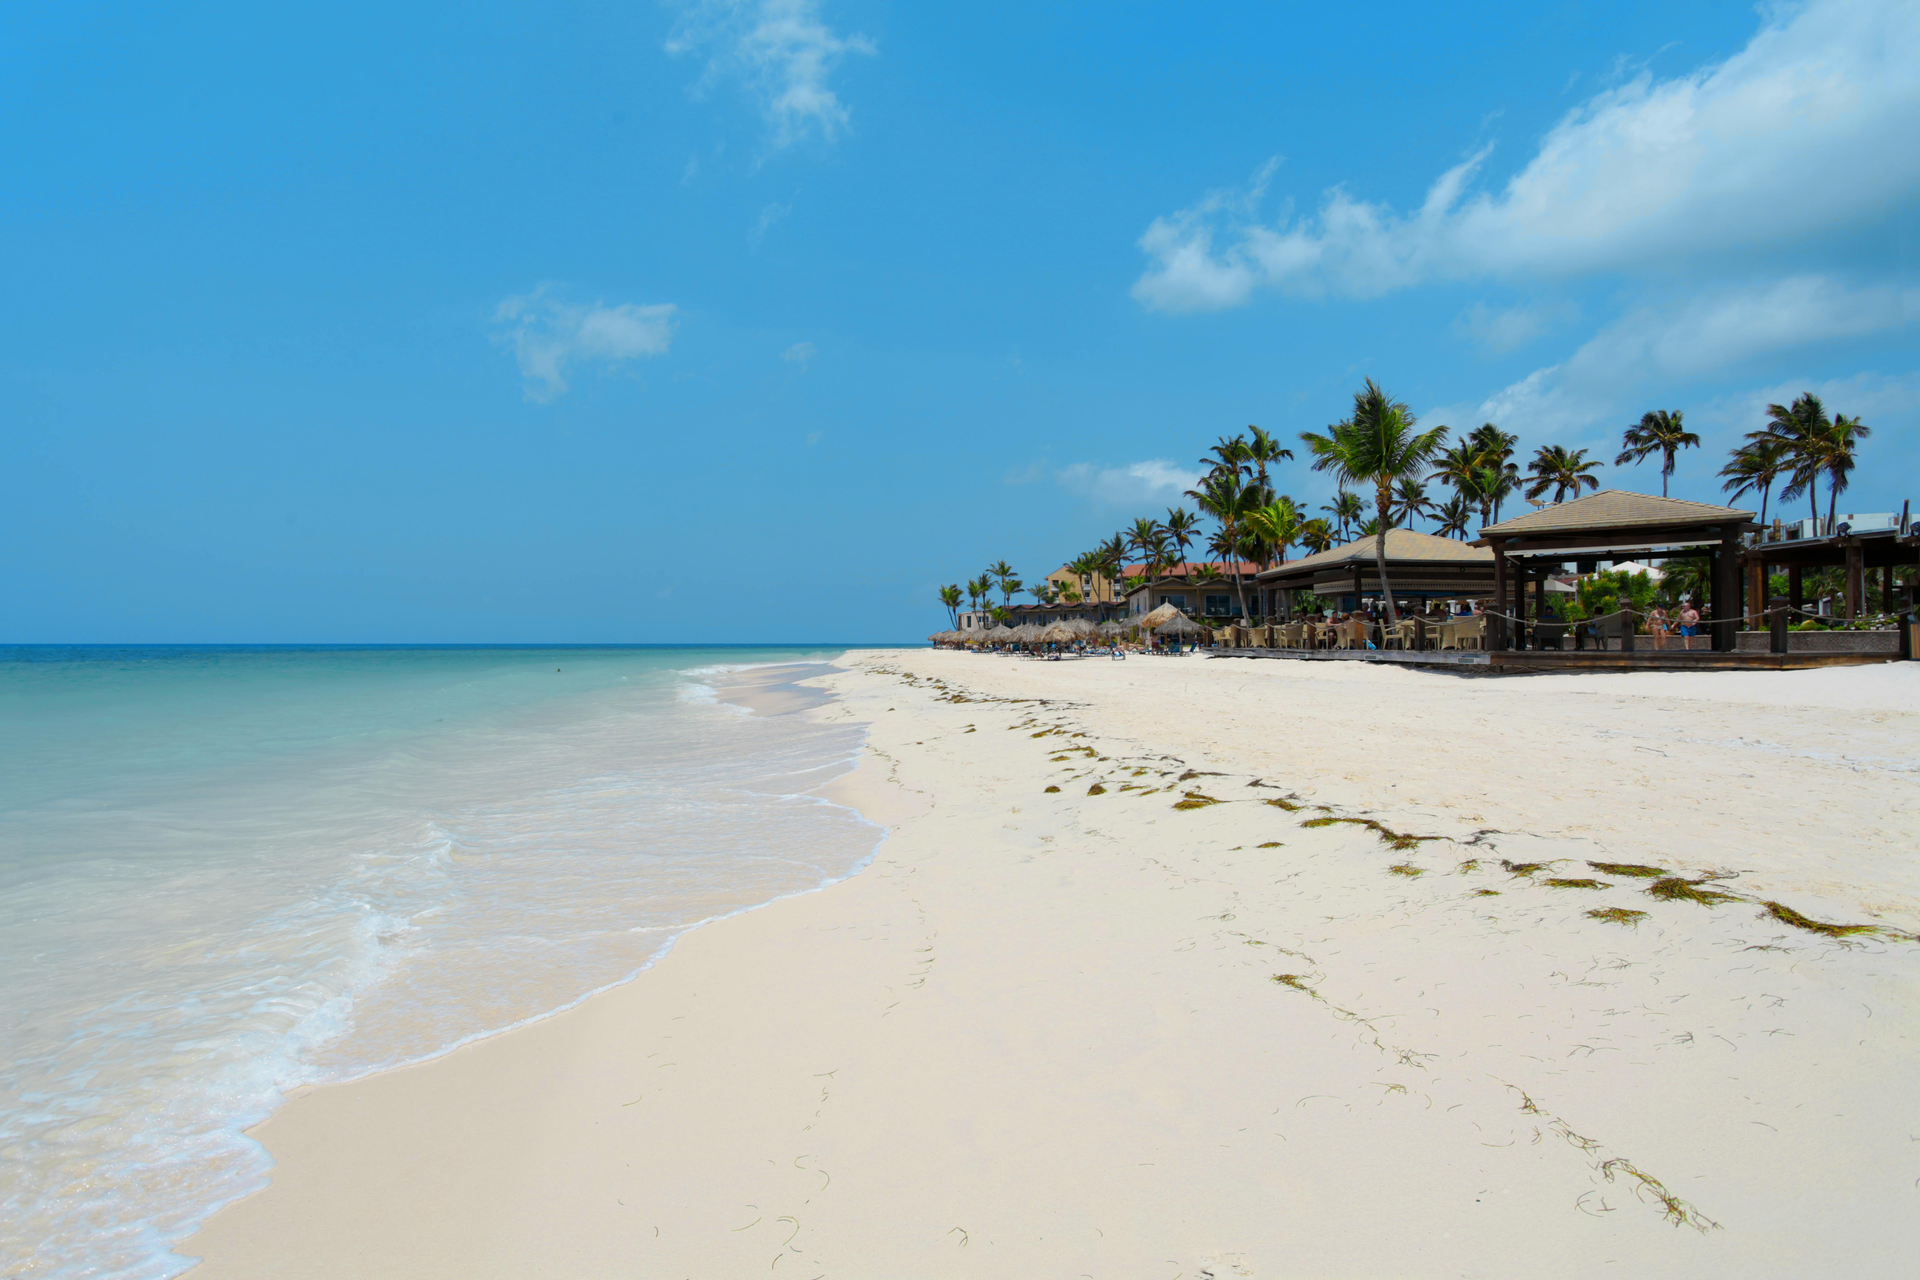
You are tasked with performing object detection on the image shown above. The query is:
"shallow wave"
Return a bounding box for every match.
[0,647,880,1279]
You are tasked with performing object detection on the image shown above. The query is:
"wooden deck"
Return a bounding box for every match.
[1211,647,1896,673]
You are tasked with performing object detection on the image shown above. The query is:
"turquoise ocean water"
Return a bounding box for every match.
[0,646,882,1279]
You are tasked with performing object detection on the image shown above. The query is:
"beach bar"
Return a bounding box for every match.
[1254,528,1494,616]
[1475,491,1755,652]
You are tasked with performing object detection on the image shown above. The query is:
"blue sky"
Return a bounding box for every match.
[2,0,1915,642]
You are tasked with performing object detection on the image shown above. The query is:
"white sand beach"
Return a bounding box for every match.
[183,651,1920,1278]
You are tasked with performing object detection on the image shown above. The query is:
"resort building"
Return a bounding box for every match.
[1124,571,1263,620]
[1048,562,1260,606]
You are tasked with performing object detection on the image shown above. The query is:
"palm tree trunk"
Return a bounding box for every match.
[1375,486,1399,627]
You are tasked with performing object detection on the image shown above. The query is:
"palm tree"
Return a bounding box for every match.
[1816,412,1872,528]
[1199,434,1253,480]
[965,574,991,613]
[1323,490,1363,540]
[1524,445,1603,505]
[1127,516,1169,580]
[1388,477,1433,529]
[1187,467,1261,619]
[1434,493,1475,540]
[1027,582,1055,606]
[1245,426,1294,491]
[1297,517,1335,554]
[938,584,962,627]
[1475,462,1519,525]
[1764,393,1832,522]
[1300,380,1449,626]
[1244,495,1303,568]
[1462,424,1521,521]
[1430,439,1480,496]
[986,560,1018,607]
[1615,409,1699,497]
[1718,435,1790,528]
[1163,507,1201,576]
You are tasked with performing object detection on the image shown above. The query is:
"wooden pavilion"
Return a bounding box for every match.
[1740,511,1919,619]
[1474,491,1756,651]
[1254,528,1494,617]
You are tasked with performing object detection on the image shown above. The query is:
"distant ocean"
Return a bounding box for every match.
[0,645,884,1279]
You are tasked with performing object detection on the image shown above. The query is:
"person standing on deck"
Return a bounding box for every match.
[1677,600,1700,651]
[1647,605,1670,651]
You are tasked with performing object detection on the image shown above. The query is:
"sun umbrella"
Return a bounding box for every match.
[1140,602,1184,630]
[1038,622,1077,644]
[1154,613,1205,637]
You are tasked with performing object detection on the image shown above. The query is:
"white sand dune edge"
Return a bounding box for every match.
[182,650,1920,1278]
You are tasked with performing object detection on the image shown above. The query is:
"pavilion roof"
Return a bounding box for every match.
[1477,490,1753,541]
[1255,528,1491,580]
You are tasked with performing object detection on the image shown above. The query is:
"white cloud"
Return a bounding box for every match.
[751,201,792,244]
[1056,459,1201,506]
[1453,299,1579,353]
[782,340,816,366]
[1693,370,1920,439]
[666,0,876,149]
[1425,275,1918,439]
[492,284,677,402]
[1135,0,1920,309]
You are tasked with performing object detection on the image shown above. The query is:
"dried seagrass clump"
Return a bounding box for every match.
[1646,877,1740,906]
[1760,901,1880,938]
[1544,877,1609,890]
[1588,861,1666,878]
[1587,907,1649,926]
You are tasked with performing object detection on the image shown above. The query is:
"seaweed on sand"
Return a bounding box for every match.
[1543,877,1610,890]
[1264,797,1304,811]
[1646,877,1740,906]
[1586,907,1649,926]
[1086,783,1106,796]
[1044,785,1060,793]
[1172,792,1221,811]
[1299,816,1437,851]
[1270,974,1314,992]
[1759,901,1883,938]
[1387,863,1425,877]
[1587,861,1666,878]
[1499,860,1552,877]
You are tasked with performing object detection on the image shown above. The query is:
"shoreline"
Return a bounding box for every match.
[181,650,1919,1277]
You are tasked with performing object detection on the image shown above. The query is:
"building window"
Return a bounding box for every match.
[1164,593,1187,610]
[1205,594,1230,616]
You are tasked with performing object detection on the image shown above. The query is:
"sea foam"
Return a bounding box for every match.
[0,646,877,1279]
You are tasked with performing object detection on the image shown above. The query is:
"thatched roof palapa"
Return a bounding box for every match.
[1154,613,1205,636]
[1038,622,1077,643]
[1139,602,1185,629]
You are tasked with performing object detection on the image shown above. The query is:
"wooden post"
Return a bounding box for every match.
[1844,541,1863,618]
[1352,565,1363,615]
[1532,568,1547,650]
[1880,564,1892,616]
[1747,558,1766,629]
[1769,596,1790,655]
[1413,616,1427,652]
[1713,528,1741,652]
[1490,540,1508,651]
[1789,564,1803,618]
